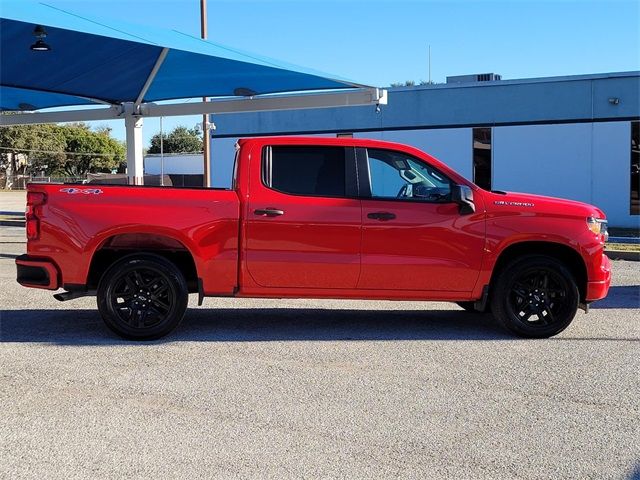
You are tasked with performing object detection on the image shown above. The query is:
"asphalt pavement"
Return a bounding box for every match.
[1,191,639,479]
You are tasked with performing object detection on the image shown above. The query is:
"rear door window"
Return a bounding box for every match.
[264,146,347,197]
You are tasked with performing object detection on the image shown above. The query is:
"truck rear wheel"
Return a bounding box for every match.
[97,254,188,340]
[490,255,579,338]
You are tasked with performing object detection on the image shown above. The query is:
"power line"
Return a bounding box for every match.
[1,126,204,141]
[0,146,123,157]
[0,145,203,156]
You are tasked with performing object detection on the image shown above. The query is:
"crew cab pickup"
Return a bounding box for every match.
[16,137,611,340]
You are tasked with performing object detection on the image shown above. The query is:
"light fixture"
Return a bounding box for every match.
[233,87,257,97]
[30,25,51,52]
[18,103,37,111]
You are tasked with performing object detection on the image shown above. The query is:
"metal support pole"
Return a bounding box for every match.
[160,116,164,186]
[200,0,211,187]
[125,115,144,185]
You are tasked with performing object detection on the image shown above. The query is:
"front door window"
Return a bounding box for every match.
[366,149,452,203]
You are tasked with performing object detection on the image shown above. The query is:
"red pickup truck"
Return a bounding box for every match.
[17,137,611,340]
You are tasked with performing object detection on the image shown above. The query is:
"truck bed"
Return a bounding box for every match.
[24,183,240,295]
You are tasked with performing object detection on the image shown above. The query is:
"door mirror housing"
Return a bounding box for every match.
[451,184,475,214]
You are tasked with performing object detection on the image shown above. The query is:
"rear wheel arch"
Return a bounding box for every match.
[489,241,587,302]
[87,233,199,293]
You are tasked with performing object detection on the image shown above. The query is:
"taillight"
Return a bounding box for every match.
[26,216,39,240]
[25,191,46,240]
[27,191,47,206]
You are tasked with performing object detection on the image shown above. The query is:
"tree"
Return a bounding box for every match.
[1,117,125,187]
[60,123,125,176]
[390,80,441,87]
[148,126,203,154]
[390,80,417,87]
[0,122,66,188]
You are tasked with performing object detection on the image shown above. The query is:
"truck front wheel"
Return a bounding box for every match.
[97,254,188,340]
[490,255,579,338]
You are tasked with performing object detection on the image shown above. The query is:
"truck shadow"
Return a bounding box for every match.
[590,286,640,309]
[1,308,513,345]
[2,282,638,345]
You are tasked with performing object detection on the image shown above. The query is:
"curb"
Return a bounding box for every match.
[608,236,640,245]
[606,250,640,261]
[0,220,25,227]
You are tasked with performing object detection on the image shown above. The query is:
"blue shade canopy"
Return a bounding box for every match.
[0,1,364,111]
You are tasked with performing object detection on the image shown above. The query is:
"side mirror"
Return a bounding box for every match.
[412,184,429,198]
[451,184,475,214]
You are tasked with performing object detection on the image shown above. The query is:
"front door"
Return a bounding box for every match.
[358,147,485,293]
[245,144,361,289]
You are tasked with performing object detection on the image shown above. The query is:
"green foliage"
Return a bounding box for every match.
[0,119,125,177]
[390,80,441,87]
[59,122,125,176]
[390,80,417,87]
[148,126,203,154]
[0,123,66,172]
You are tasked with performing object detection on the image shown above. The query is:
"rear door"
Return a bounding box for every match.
[358,147,485,293]
[244,144,361,289]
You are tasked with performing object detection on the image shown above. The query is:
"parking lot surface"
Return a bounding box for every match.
[1,191,639,479]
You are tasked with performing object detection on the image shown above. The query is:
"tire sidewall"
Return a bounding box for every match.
[97,254,188,340]
[491,255,579,338]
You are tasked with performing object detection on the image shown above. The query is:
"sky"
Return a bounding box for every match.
[19,0,640,144]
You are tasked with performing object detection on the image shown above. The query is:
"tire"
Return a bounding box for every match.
[490,255,579,338]
[97,253,188,340]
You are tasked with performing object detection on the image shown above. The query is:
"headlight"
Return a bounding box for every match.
[587,217,608,241]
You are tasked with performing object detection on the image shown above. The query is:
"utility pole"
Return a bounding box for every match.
[200,0,211,187]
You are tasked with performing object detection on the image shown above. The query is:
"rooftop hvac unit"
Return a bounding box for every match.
[446,73,502,84]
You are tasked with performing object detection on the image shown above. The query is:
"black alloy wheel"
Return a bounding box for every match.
[491,256,579,338]
[97,254,188,340]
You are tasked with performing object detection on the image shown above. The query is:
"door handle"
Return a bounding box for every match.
[254,208,284,217]
[367,211,396,221]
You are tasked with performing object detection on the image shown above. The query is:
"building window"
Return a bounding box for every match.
[631,121,639,215]
[473,128,492,190]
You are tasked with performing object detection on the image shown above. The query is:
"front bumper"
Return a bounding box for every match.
[585,253,611,301]
[16,254,60,290]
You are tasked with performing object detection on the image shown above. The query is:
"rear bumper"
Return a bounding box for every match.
[16,254,60,290]
[585,253,611,301]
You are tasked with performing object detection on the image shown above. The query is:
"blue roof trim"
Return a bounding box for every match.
[210,72,640,137]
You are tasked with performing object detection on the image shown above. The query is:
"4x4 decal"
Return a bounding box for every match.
[60,187,103,195]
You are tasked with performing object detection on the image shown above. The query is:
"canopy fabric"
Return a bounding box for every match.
[0,1,364,111]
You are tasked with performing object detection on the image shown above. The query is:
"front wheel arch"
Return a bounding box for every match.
[489,241,587,302]
[490,254,580,338]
